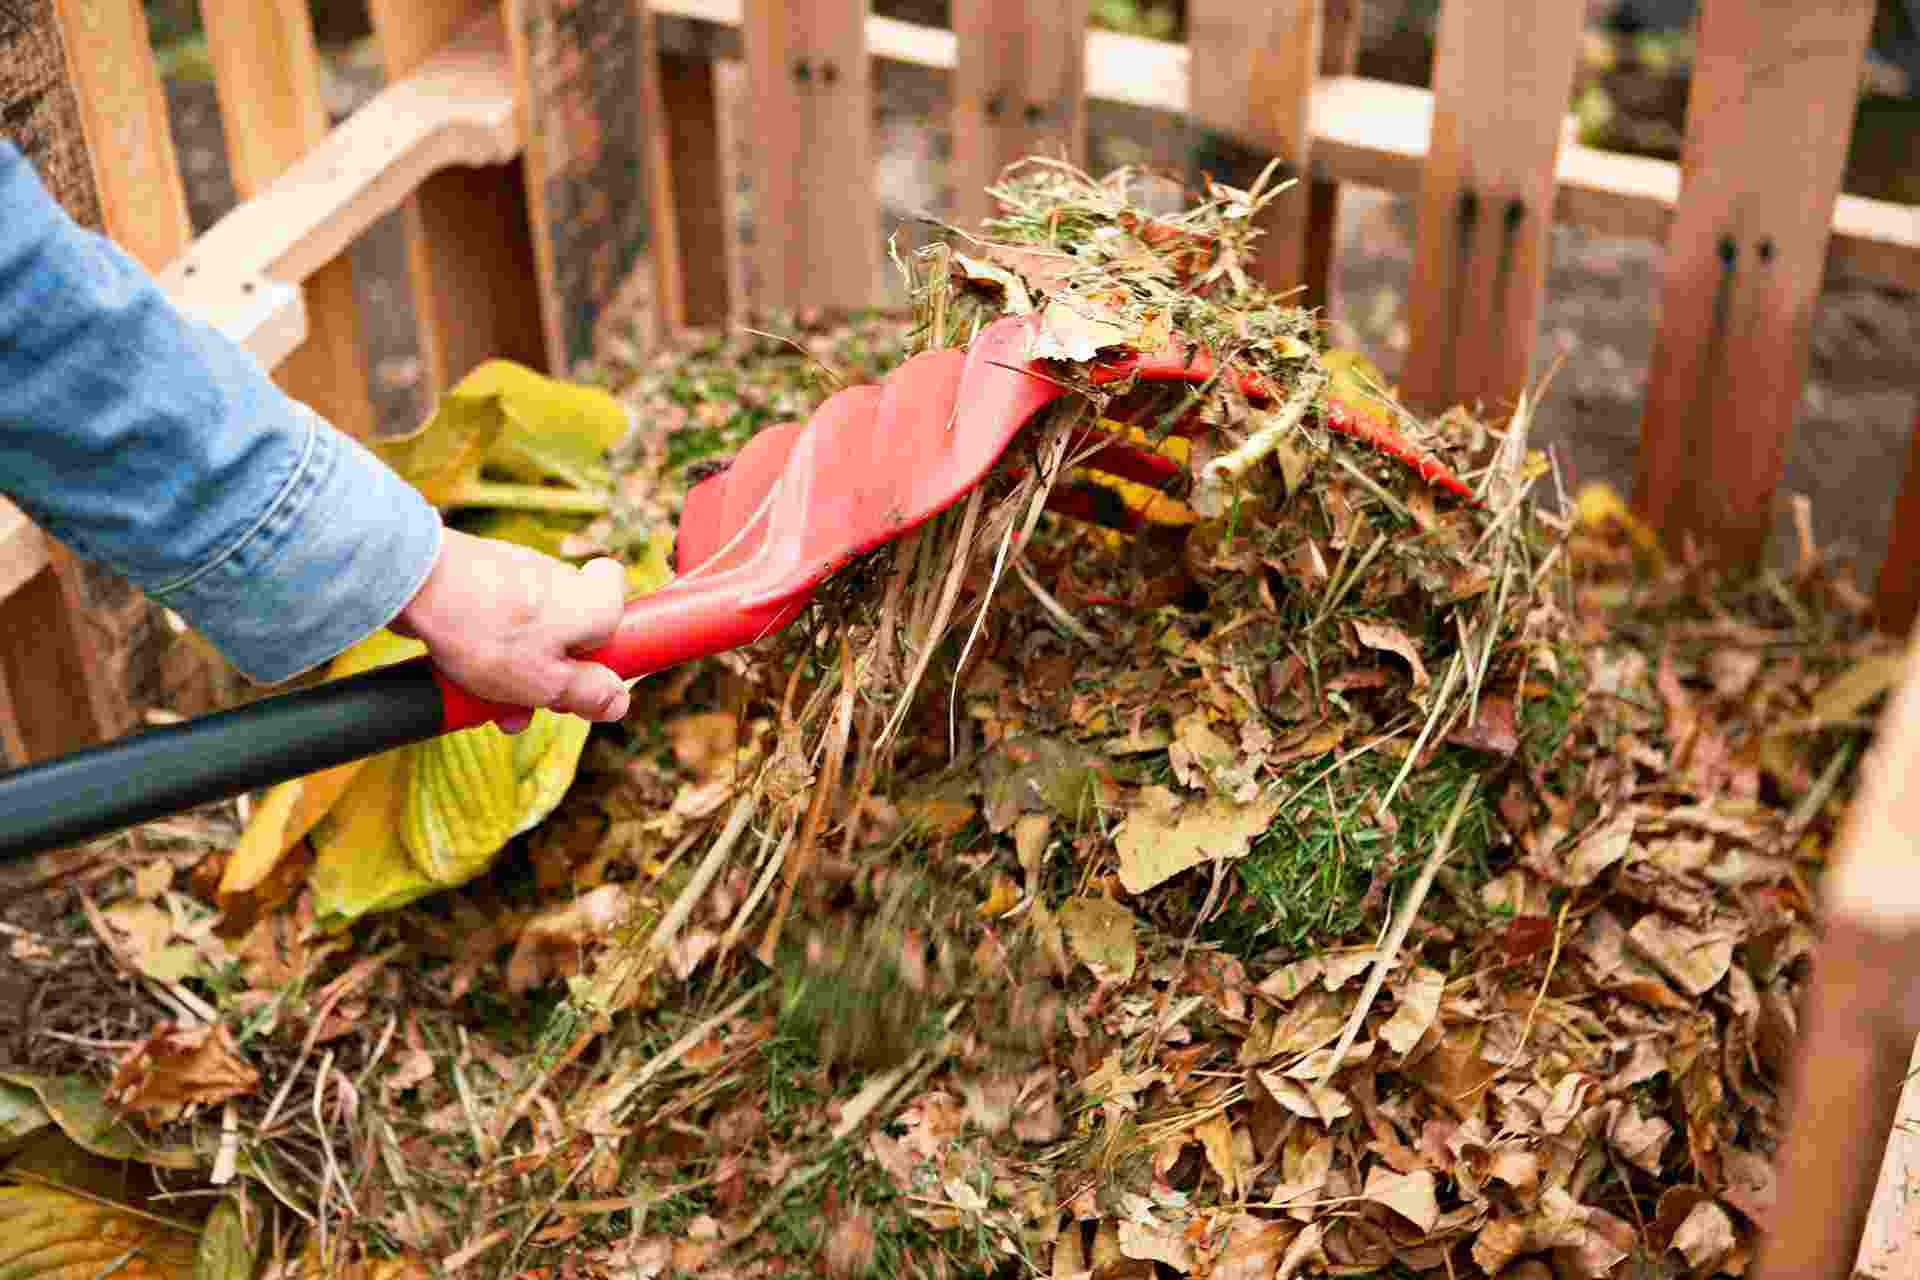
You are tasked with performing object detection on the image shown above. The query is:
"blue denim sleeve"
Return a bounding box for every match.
[0,142,443,685]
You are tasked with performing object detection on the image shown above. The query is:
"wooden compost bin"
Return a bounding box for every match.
[0,0,1916,1271]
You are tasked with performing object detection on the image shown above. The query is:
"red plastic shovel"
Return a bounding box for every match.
[0,314,1472,856]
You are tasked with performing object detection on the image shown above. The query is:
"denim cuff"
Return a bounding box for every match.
[149,405,445,685]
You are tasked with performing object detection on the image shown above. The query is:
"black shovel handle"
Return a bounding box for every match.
[0,655,452,859]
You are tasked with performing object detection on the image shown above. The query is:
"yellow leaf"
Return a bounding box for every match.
[977,872,1023,918]
[371,360,619,513]
[307,751,422,927]
[222,631,421,895]
[0,1183,197,1278]
[1575,481,1665,564]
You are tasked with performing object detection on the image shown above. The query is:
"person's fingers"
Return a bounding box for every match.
[497,708,536,736]
[539,658,631,723]
[554,557,628,654]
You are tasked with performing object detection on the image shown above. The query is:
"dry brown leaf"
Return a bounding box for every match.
[1668,1198,1738,1276]
[1361,1166,1441,1234]
[1603,1101,1673,1174]
[1212,1215,1301,1280]
[505,884,630,993]
[108,1022,260,1122]
[1014,812,1052,882]
[668,711,741,781]
[1380,967,1445,1055]
[1115,787,1283,894]
[1558,814,1636,887]
[1626,916,1735,996]
[1352,619,1431,691]
[1117,1217,1194,1271]
[1195,1112,1242,1198]
[1446,696,1520,755]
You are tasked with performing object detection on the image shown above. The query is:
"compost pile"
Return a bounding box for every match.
[0,162,1903,1280]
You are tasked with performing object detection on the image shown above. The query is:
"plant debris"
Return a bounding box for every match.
[0,162,1905,1280]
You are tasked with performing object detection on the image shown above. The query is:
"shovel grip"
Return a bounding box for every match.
[0,656,450,859]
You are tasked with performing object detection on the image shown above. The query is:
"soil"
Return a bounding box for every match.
[157,19,1919,583]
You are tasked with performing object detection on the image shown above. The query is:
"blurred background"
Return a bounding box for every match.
[141,0,1920,581]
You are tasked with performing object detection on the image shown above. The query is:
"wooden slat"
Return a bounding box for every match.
[0,501,51,609]
[950,0,1087,230]
[1185,0,1317,294]
[741,0,878,311]
[1875,412,1920,634]
[1631,0,1877,564]
[505,0,664,373]
[658,53,732,328]
[650,0,1920,292]
[1399,0,1582,415]
[200,0,376,441]
[0,551,122,767]
[47,0,190,269]
[160,13,516,369]
[1302,0,1360,316]
[1856,1035,1920,1278]
[368,0,546,395]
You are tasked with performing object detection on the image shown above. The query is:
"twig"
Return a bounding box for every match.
[1315,779,1478,1085]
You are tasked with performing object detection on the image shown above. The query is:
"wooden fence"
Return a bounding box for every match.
[1,1,1918,1270]
[2,0,1918,753]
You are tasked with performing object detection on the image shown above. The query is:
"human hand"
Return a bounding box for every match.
[392,528,631,734]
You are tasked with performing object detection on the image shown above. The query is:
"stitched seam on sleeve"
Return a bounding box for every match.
[147,411,320,599]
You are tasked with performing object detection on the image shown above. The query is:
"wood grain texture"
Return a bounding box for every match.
[1302,0,1359,316]
[369,0,546,393]
[507,0,661,372]
[659,52,731,328]
[950,0,1086,230]
[649,0,1920,289]
[1855,1035,1920,1279]
[200,0,375,440]
[1877,411,1920,634]
[0,552,123,768]
[0,0,102,228]
[1399,0,1581,416]
[47,0,190,269]
[741,0,879,310]
[1632,0,1878,565]
[1185,0,1318,293]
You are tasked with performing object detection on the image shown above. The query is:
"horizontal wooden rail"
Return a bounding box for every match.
[156,9,521,366]
[651,0,1920,291]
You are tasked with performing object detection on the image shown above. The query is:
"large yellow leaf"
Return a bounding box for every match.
[0,1184,197,1279]
[308,711,591,928]
[370,360,622,514]
[221,632,425,895]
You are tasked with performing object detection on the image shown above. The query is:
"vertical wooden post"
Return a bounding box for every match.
[1302,0,1360,317]
[367,0,546,394]
[199,0,377,441]
[1185,0,1319,295]
[48,0,191,271]
[1875,411,1920,634]
[1399,0,1581,417]
[950,0,1087,231]
[658,52,732,328]
[506,0,667,372]
[741,0,878,312]
[8,0,212,739]
[1632,0,1877,565]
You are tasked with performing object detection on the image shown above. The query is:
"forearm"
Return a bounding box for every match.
[0,141,442,684]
